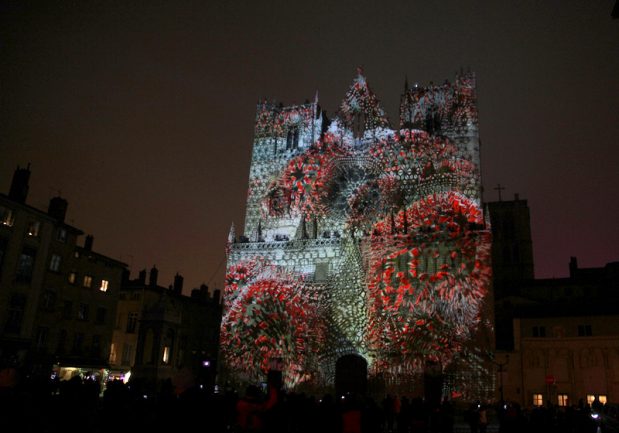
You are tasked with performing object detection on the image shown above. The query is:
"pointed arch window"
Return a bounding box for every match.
[352,112,366,139]
[286,126,299,150]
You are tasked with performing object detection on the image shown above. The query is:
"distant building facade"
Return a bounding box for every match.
[0,165,126,381]
[494,254,619,406]
[109,267,222,392]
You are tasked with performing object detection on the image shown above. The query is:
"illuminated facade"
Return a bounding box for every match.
[222,70,493,398]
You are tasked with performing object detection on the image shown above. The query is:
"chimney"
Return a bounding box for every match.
[122,268,130,284]
[84,235,94,251]
[173,273,184,294]
[138,269,147,284]
[8,164,31,204]
[149,265,158,287]
[213,289,221,304]
[569,257,578,279]
[48,197,68,222]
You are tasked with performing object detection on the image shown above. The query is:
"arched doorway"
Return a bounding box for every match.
[335,354,367,396]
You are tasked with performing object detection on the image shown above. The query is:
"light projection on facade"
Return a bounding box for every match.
[221,69,493,397]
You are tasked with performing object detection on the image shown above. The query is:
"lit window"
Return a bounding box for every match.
[27,221,40,237]
[68,272,76,284]
[558,394,569,407]
[83,275,92,288]
[100,279,109,292]
[109,343,117,364]
[0,207,14,226]
[162,346,170,364]
[533,394,543,407]
[49,254,61,272]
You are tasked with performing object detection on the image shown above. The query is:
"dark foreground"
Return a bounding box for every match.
[1,378,615,433]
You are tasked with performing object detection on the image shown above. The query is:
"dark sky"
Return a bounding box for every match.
[1,1,618,294]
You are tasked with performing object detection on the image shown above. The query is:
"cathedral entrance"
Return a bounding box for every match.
[335,354,367,396]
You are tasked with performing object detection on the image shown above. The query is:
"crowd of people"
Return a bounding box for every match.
[0,373,615,433]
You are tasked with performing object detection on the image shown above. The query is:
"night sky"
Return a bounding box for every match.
[1,1,618,294]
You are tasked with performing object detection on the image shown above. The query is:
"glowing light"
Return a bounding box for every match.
[100,280,109,292]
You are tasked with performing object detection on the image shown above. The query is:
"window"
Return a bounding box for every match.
[532,326,546,337]
[121,343,133,365]
[78,303,89,321]
[99,279,109,292]
[587,394,607,406]
[5,294,27,334]
[286,126,299,150]
[72,332,84,354]
[57,329,67,354]
[95,307,106,325]
[62,301,73,320]
[16,248,36,283]
[162,329,175,365]
[578,324,592,336]
[1,206,14,226]
[35,326,49,350]
[558,394,569,407]
[0,238,7,272]
[27,220,40,237]
[83,275,92,288]
[42,290,56,311]
[91,335,101,357]
[109,343,117,364]
[533,394,543,407]
[49,254,61,272]
[56,228,67,242]
[126,312,138,333]
[68,271,76,284]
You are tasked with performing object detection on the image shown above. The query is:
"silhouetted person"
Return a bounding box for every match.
[235,384,276,432]
[317,394,340,433]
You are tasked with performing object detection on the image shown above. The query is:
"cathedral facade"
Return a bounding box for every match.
[221,70,493,399]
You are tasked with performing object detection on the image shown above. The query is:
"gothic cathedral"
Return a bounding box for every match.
[221,69,493,400]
